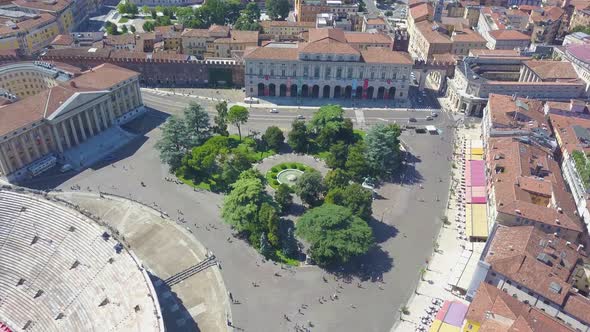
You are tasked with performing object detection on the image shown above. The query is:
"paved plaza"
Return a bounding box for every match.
[19,90,456,332]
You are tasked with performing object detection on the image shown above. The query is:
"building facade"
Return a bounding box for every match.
[0,63,144,181]
[244,29,412,100]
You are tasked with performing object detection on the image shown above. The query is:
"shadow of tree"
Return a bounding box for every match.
[367,217,399,243]
[325,245,393,282]
[148,272,200,332]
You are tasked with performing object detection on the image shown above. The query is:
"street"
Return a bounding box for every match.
[20,90,456,332]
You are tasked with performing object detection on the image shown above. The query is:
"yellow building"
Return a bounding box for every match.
[0,14,61,55]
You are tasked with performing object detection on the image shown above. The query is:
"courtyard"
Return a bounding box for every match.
[21,90,456,332]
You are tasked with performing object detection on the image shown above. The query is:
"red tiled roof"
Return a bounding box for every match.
[51,34,74,46]
[361,48,412,64]
[484,226,582,305]
[524,60,579,81]
[489,29,531,41]
[564,293,590,324]
[13,0,70,12]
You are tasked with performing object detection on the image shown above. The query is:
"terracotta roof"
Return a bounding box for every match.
[208,24,230,35]
[361,48,413,64]
[366,17,386,25]
[567,43,590,64]
[409,2,433,21]
[451,29,486,43]
[229,30,259,44]
[564,293,590,324]
[486,137,583,234]
[0,63,138,136]
[105,34,136,46]
[344,32,393,45]
[43,47,112,59]
[467,283,574,332]
[485,226,582,305]
[181,28,210,38]
[415,21,452,44]
[548,109,590,156]
[487,94,548,135]
[309,28,346,43]
[524,61,579,81]
[469,49,521,57]
[13,0,71,12]
[0,13,56,36]
[530,6,564,22]
[243,45,299,60]
[51,34,74,46]
[489,29,531,41]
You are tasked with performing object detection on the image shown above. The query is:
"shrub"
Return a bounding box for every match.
[272,179,280,186]
[271,166,278,172]
[280,164,288,170]
[297,165,306,171]
[289,163,298,169]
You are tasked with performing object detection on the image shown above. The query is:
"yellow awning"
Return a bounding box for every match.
[465,204,488,240]
[429,320,462,332]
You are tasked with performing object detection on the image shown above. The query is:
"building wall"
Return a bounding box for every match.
[0,77,143,178]
[245,58,411,99]
[571,9,590,31]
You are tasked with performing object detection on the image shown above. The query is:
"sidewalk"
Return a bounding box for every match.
[393,100,481,332]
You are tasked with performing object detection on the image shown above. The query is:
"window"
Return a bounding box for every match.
[325,67,331,79]
[370,71,375,79]
[314,66,320,78]
[336,68,342,79]
[259,68,263,76]
[303,66,309,77]
[347,68,353,78]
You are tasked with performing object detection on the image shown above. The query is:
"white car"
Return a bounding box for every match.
[296,115,305,119]
[269,108,278,113]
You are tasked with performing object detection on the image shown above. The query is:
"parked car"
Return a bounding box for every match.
[296,114,305,119]
[408,117,417,122]
[269,108,278,113]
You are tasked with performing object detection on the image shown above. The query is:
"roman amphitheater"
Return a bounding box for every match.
[0,188,164,331]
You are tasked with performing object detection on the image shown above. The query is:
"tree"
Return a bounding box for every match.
[105,21,119,35]
[324,169,351,190]
[141,5,150,14]
[358,0,366,12]
[288,120,309,153]
[143,21,155,32]
[385,10,393,16]
[275,183,293,215]
[220,151,252,188]
[345,142,370,182]
[310,105,354,149]
[214,101,229,136]
[259,202,280,247]
[228,105,249,140]
[129,25,136,33]
[266,0,290,20]
[121,24,128,34]
[183,102,211,146]
[365,123,402,179]
[150,9,157,19]
[296,204,374,266]
[234,3,262,31]
[326,141,348,169]
[310,104,344,133]
[282,226,298,257]
[155,116,190,171]
[262,126,284,152]
[294,170,324,206]
[260,233,272,257]
[571,25,590,35]
[221,175,266,233]
[325,183,373,220]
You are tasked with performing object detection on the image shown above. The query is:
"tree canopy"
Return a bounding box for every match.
[266,0,290,20]
[155,103,211,171]
[234,3,262,31]
[296,204,374,266]
[262,126,285,152]
[365,123,402,178]
[288,120,309,153]
[294,170,325,206]
[228,105,249,140]
[325,183,373,220]
[213,101,229,136]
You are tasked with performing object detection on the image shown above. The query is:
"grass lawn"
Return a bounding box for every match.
[118,17,129,23]
[229,134,276,162]
[266,162,315,189]
[177,174,212,191]
[313,151,331,160]
[273,249,299,266]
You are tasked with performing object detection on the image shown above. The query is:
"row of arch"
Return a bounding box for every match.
[257,83,397,100]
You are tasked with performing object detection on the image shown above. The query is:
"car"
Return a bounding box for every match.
[408,117,417,122]
[59,164,73,173]
[426,116,433,121]
[269,108,278,113]
[421,91,427,96]
[431,112,438,117]
[296,114,305,119]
